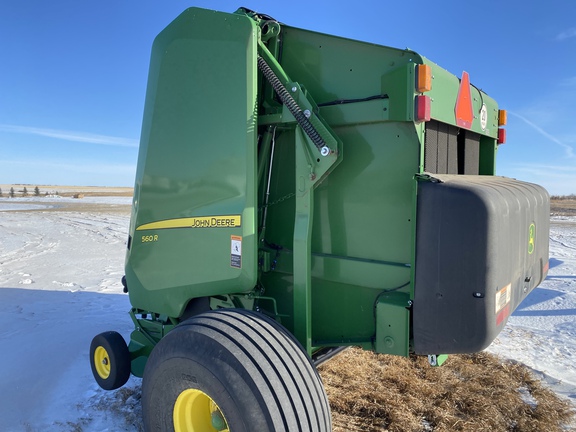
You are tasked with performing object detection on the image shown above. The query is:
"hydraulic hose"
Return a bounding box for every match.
[257,55,327,152]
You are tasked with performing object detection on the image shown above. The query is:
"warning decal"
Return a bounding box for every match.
[495,283,512,326]
[495,283,511,314]
[231,235,242,269]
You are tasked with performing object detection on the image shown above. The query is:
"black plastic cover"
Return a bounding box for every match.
[413,175,549,354]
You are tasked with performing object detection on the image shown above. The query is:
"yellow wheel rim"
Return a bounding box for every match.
[173,388,230,432]
[94,346,111,379]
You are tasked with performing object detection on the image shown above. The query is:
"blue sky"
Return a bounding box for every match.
[1,1,575,194]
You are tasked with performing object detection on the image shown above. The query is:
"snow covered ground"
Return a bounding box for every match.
[487,215,576,406]
[0,197,140,431]
[0,197,574,431]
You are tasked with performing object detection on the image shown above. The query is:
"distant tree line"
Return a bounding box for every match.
[1,186,44,198]
[550,194,576,200]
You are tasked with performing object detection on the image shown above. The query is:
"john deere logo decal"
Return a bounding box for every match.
[528,223,535,254]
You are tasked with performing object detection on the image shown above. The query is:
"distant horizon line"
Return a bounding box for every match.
[0,184,574,198]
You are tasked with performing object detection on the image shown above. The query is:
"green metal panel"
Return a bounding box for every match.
[280,26,422,105]
[383,63,417,122]
[420,57,500,139]
[125,8,258,317]
[260,120,416,350]
[375,292,411,356]
[259,25,420,352]
[479,135,498,175]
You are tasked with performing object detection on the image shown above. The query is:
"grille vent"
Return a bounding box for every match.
[424,120,480,175]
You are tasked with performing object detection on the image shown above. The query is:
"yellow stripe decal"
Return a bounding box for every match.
[136,215,241,231]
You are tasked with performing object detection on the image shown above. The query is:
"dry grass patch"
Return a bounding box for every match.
[551,197,576,216]
[319,347,574,432]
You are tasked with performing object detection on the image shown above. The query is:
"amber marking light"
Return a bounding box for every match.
[498,109,507,126]
[416,64,432,93]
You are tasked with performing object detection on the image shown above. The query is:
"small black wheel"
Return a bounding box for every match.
[142,309,331,431]
[90,331,131,390]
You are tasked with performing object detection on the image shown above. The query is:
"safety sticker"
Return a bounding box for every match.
[495,283,511,314]
[480,104,488,131]
[231,235,242,269]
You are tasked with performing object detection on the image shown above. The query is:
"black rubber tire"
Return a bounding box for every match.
[89,331,131,391]
[142,309,331,431]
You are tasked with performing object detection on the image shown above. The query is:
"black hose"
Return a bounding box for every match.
[257,55,326,151]
[318,94,389,107]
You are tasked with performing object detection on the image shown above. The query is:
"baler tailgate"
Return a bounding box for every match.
[413,174,549,354]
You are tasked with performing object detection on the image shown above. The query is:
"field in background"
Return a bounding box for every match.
[0,184,133,198]
[551,197,576,216]
[2,184,574,212]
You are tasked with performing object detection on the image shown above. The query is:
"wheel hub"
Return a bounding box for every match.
[94,346,111,379]
[173,388,229,432]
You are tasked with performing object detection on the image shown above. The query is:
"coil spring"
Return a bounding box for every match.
[257,55,326,151]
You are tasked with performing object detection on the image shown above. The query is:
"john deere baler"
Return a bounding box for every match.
[90,7,549,431]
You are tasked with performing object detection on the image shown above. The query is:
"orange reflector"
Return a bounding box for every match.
[415,95,431,122]
[416,64,432,93]
[455,72,474,129]
[498,128,506,144]
[498,109,507,126]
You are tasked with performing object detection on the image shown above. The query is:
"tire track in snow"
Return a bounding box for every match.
[0,211,129,290]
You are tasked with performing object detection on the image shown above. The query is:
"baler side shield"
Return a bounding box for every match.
[125,8,259,317]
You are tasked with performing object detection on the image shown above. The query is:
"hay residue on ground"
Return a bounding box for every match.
[319,348,574,432]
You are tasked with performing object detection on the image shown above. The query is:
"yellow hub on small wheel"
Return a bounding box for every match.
[94,346,111,379]
[173,388,229,432]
